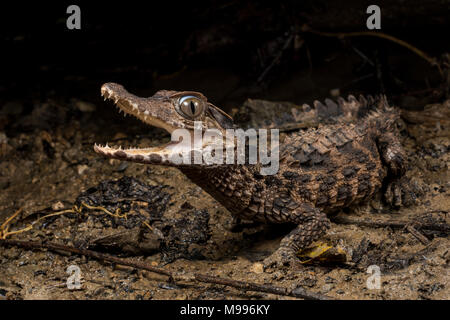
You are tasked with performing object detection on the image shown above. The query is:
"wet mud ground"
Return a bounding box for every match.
[0,86,449,300]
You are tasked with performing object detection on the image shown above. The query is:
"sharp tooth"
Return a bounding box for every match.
[144,110,149,115]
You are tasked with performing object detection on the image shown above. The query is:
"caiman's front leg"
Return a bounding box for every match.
[378,132,407,177]
[263,203,330,269]
[377,132,420,207]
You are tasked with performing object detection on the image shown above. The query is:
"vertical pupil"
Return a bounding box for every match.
[190,101,196,114]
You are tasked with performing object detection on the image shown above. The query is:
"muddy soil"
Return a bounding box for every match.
[0,91,448,300]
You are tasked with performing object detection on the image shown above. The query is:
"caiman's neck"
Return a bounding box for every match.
[178,164,254,214]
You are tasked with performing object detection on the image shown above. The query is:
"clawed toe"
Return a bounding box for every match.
[263,247,300,270]
[384,177,422,208]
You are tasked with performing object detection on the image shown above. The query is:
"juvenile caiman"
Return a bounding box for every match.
[94,83,416,267]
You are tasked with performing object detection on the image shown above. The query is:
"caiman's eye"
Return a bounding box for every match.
[178,96,204,118]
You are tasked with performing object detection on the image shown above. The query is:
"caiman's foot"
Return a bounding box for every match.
[263,205,331,269]
[263,247,301,269]
[385,176,423,208]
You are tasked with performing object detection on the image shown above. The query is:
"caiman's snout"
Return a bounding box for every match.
[100,82,179,133]
[95,82,198,165]
[101,82,148,119]
[101,82,125,100]
[101,82,142,110]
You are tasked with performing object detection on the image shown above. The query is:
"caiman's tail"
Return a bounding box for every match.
[237,94,398,132]
[309,94,400,132]
[309,94,392,122]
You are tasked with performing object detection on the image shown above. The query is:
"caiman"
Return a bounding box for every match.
[94,83,417,267]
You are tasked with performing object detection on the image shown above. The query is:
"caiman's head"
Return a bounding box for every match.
[94,83,234,165]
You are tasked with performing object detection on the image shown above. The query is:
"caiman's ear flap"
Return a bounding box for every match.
[207,103,234,129]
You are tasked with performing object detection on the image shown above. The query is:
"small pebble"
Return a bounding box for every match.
[74,100,96,112]
[52,201,65,210]
[330,88,340,97]
[77,164,88,175]
[117,162,129,172]
[321,283,334,293]
[250,263,264,274]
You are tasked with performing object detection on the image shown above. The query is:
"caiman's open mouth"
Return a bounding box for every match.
[94,83,191,165]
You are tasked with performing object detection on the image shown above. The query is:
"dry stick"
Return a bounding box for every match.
[0,239,331,300]
[301,25,440,72]
[331,215,450,234]
[0,207,23,239]
[405,225,430,245]
[193,274,327,300]
[0,203,128,240]
[1,239,172,276]
[257,34,294,83]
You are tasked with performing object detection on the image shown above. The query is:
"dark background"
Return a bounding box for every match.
[0,0,448,132]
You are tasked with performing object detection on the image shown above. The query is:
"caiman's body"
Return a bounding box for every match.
[95,83,411,267]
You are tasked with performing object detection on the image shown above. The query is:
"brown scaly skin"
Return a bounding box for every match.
[94,83,412,268]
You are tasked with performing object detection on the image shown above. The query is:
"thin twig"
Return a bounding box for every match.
[257,34,294,83]
[301,25,440,72]
[0,207,23,238]
[331,214,449,234]
[193,273,327,300]
[0,203,127,239]
[0,239,331,300]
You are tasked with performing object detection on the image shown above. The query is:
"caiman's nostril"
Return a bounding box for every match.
[101,82,126,96]
[101,83,113,97]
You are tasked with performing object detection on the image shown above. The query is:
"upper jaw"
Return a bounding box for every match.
[100,82,178,133]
